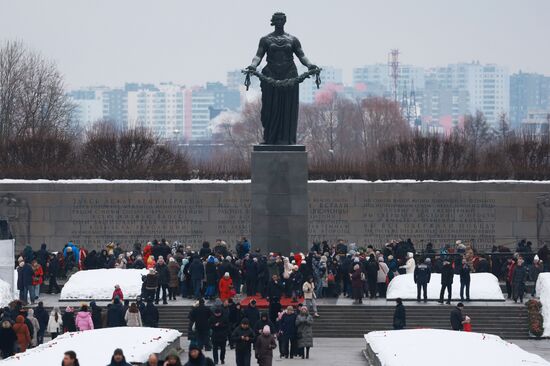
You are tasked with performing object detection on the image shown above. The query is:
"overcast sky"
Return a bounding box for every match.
[1,0,549,88]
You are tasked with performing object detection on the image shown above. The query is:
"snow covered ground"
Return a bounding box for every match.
[0,327,181,365]
[0,279,14,307]
[365,329,550,366]
[60,268,148,300]
[386,273,504,301]
[536,273,550,337]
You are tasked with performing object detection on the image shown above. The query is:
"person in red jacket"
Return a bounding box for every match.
[112,285,124,302]
[13,315,31,353]
[143,242,153,265]
[219,272,235,301]
[31,260,44,301]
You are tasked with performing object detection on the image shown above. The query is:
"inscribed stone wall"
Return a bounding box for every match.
[0,181,548,252]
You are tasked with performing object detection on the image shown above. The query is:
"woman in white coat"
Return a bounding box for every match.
[47,307,63,339]
[124,303,142,327]
[399,252,416,274]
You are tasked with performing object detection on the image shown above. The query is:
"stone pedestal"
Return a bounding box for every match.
[251,145,308,255]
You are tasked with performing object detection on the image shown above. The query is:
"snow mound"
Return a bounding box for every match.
[365,329,550,366]
[536,273,550,337]
[386,273,504,301]
[0,279,14,307]
[0,327,181,365]
[60,268,148,300]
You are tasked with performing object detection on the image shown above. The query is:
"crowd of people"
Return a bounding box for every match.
[4,236,549,364]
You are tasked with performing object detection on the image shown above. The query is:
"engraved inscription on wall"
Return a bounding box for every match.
[70,194,250,247]
[309,195,496,248]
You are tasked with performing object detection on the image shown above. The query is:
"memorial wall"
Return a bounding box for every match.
[0,180,548,252]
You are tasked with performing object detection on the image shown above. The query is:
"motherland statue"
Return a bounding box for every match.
[244,12,321,145]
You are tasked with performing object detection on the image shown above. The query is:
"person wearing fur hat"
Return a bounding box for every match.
[255,325,277,366]
[185,344,214,366]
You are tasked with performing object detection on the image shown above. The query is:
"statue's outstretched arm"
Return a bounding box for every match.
[293,37,317,70]
[247,38,266,71]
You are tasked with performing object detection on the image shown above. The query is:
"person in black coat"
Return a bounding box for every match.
[17,261,34,304]
[107,348,132,366]
[231,318,255,366]
[199,241,212,260]
[253,312,275,341]
[189,257,205,299]
[393,298,406,330]
[48,253,61,294]
[142,301,159,328]
[209,307,229,365]
[414,259,431,302]
[512,257,528,303]
[242,300,260,330]
[267,275,284,300]
[106,298,125,327]
[34,301,49,344]
[90,301,103,329]
[154,258,170,305]
[365,255,379,299]
[185,344,215,366]
[188,299,212,350]
[459,258,471,301]
[62,307,77,332]
[245,257,259,296]
[277,306,298,359]
[0,319,16,358]
[439,261,454,304]
[450,303,465,330]
[36,243,49,270]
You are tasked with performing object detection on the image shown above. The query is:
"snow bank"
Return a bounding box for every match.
[60,268,148,300]
[536,273,550,337]
[1,327,181,366]
[0,279,14,307]
[365,329,550,366]
[386,273,504,301]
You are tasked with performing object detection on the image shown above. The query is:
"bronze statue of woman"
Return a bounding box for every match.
[246,12,319,145]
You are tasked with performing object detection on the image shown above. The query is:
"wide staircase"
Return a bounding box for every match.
[158,304,529,339]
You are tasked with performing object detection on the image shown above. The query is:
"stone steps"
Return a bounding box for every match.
[157,304,530,339]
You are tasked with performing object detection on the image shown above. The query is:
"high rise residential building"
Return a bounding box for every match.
[417,81,469,133]
[299,66,343,103]
[68,87,109,130]
[127,83,185,140]
[352,64,425,99]
[510,72,550,128]
[183,82,241,141]
[426,62,509,126]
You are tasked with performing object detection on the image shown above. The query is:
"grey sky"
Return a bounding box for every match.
[1,0,548,88]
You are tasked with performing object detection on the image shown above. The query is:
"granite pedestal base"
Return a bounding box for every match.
[251,145,308,255]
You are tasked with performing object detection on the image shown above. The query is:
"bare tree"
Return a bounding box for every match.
[0,41,75,143]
